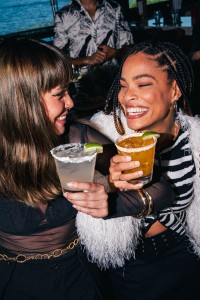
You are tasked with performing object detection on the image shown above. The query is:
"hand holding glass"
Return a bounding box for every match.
[115,133,157,185]
[51,143,97,192]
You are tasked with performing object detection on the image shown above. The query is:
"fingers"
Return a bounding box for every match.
[109,172,143,191]
[66,181,103,192]
[109,154,144,190]
[109,155,141,181]
[113,180,143,191]
[89,51,107,65]
[118,171,143,182]
[109,170,143,183]
[63,182,108,218]
[98,45,114,60]
[110,154,132,165]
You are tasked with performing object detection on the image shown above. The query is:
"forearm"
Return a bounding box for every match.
[106,176,175,219]
[71,57,89,67]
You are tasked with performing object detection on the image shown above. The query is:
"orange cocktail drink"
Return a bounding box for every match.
[116,133,157,185]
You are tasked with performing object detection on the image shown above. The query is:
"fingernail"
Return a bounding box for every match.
[136,183,143,189]
[125,156,131,161]
[66,182,75,187]
[134,161,140,167]
[137,171,143,176]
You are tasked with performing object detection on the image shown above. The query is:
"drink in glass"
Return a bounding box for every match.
[50,143,97,191]
[115,133,157,185]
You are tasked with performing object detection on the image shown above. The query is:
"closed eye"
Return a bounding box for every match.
[119,81,127,89]
[52,89,68,98]
[138,83,152,87]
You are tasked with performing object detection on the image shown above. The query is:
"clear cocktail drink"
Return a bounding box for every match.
[116,133,157,185]
[50,143,97,191]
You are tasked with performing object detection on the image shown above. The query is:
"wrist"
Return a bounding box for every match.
[134,189,153,219]
[113,49,118,59]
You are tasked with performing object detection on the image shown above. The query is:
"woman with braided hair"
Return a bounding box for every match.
[87,41,200,299]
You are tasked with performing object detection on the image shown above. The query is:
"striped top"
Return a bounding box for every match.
[153,126,196,235]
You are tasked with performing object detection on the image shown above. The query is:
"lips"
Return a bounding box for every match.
[126,107,148,118]
[56,114,67,124]
[56,115,66,121]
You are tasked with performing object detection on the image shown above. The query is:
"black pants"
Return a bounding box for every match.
[0,245,103,300]
[108,230,200,300]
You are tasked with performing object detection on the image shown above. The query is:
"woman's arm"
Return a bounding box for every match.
[106,175,175,219]
[107,154,174,218]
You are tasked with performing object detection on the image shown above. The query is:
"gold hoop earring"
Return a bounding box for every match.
[113,103,125,135]
[173,101,178,118]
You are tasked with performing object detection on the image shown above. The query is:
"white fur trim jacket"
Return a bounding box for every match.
[75,110,200,269]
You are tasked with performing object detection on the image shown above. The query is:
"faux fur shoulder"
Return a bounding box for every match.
[90,110,132,142]
[179,112,200,256]
[76,110,200,267]
[76,110,141,269]
[76,212,141,269]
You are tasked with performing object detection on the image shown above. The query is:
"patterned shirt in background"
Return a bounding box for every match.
[53,0,134,67]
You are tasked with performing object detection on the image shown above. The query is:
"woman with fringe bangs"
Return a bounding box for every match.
[0,37,109,300]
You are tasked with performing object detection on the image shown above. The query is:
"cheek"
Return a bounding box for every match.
[118,90,125,104]
[145,89,170,105]
[45,106,55,120]
[46,102,62,119]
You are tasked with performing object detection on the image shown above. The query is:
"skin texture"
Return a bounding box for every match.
[109,52,182,236]
[118,53,181,134]
[42,86,74,136]
[109,52,181,191]
[42,86,108,218]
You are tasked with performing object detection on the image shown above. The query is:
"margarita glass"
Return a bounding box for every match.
[116,133,157,185]
[51,143,97,191]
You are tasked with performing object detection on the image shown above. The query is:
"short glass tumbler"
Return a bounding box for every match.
[51,143,97,192]
[115,133,157,185]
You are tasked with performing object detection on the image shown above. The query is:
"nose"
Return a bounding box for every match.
[120,88,137,104]
[64,92,74,109]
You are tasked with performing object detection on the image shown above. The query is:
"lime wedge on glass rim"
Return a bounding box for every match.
[141,131,160,140]
[84,143,103,154]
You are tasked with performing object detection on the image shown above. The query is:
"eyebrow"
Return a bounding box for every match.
[120,74,156,81]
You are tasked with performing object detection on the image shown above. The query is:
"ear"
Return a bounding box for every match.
[171,80,182,102]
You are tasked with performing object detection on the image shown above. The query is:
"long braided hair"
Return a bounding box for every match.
[104,41,194,135]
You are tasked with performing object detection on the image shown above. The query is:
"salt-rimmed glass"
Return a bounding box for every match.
[50,143,97,191]
[115,133,157,185]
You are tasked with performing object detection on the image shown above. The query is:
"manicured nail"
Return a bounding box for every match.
[66,182,75,187]
[137,171,143,176]
[134,161,140,167]
[137,183,143,189]
[125,156,131,161]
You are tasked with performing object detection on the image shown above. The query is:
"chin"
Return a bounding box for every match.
[126,121,138,131]
[127,120,144,132]
[55,127,65,136]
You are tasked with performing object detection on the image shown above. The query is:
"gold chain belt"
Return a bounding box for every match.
[0,238,80,264]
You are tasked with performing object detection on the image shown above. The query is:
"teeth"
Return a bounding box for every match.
[57,115,66,120]
[127,108,147,113]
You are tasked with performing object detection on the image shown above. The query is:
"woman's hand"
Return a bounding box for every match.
[109,154,144,191]
[63,182,108,218]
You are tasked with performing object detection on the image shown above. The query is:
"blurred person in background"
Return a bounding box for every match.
[53,0,133,77]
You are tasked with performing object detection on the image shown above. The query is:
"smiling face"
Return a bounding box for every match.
[42,86,74,135]
[118,53,181,134]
